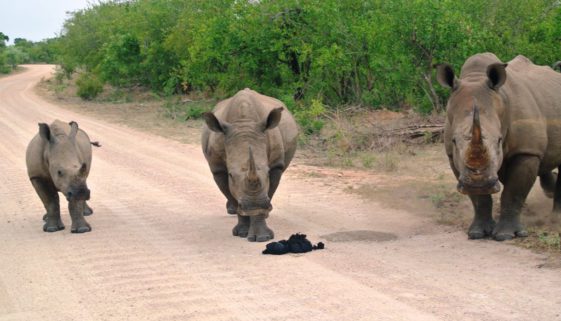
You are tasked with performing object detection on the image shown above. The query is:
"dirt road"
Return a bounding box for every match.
[0,65,560,321]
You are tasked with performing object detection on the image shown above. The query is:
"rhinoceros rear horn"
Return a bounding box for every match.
[69,121,79,140]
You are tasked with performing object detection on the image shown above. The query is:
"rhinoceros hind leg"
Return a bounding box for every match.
[232,215,250,237]
[552,166,561,214]
[539,172,556,199]
[247,214,274,242]
[467,194,495,239]
[83,202,94,216]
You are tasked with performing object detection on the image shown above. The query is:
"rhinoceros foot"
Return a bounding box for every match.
[468,218,496,239]
[233,215,250,237]
[492,220,527,241]
[247,215,274,242]
[83,203,94,216]
[71,221,91,233]
[43,217,65,232]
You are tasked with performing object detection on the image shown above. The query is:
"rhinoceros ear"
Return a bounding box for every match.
[203,112,229,134]
[487,63,507,90]
[38,123,55,143]
[553,61,561,72]
[68,121,79,140]
[435,63,458,90]
[261,107,283,132]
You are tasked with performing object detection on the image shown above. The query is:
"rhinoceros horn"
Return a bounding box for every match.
[466,101,489,169]
[246,147,261,189]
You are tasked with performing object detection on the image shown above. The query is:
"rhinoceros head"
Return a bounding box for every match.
[437,62,508,195]
[39,121,90,201]
[204,107,283,215]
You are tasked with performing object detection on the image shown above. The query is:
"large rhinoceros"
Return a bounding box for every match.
[202,89,298,242]
[436,53,561,241]
[26,120,97,233]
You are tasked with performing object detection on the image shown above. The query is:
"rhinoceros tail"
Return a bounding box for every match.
[90,141,102,147]
[553,61,561,72]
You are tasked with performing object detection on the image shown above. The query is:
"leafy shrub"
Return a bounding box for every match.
[76,72,103,100]
[293,98,326,135]
[55,0,561,114]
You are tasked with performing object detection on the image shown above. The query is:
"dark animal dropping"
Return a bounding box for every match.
[262,233,325,255]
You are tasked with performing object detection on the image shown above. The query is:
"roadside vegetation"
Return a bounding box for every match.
[0,32,57,74]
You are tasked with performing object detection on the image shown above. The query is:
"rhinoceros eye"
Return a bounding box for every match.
[57,170,63,177]
[452,138,457,146]
[498,137,503,146]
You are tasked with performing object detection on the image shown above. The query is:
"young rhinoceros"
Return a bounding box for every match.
[202,89,298,242]
[26,120,97,233]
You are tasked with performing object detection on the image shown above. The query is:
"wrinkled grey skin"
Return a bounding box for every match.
[202,88,298,242]
[26,120,95,233]
[437,53,561,241]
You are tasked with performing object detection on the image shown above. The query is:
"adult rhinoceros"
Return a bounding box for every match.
[436,53,561,241]
[202,89,298,242]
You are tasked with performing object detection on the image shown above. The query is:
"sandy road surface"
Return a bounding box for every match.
[0,65,560,321]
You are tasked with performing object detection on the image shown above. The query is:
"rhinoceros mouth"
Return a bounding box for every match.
[457,179,501,195]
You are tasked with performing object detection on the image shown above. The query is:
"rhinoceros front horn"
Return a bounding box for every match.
[246,147,261,190]
[466,102,489,169]
[471,103,482,145]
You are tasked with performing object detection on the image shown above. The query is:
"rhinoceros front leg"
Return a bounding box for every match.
[494,155,539,241]
[247,214,274,242]
[69,200,91,233]
[232,215,250,237]
[212,171,238,214]
[467,194,495,239]
[43,201,93,220]
[268,167,284,199]
[31,177,64,232]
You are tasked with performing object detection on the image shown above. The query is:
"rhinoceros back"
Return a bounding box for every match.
[202,89,298,169]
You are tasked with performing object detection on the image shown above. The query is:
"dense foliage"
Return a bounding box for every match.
[0,32,58,73]
[21,1,561,113]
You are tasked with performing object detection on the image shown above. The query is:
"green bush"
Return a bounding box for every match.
[54,0,561,114]
[76,72,103,100]
[293,98,326,135]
